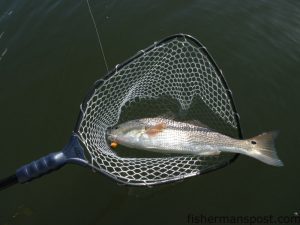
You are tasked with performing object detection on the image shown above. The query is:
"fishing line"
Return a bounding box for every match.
[86,0,109,72]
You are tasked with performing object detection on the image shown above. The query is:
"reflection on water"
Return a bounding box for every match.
[0,0,300,225]
[2,204,33,225]
[0,9,13,63]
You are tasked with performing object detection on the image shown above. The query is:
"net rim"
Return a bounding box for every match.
[73,33,243,184]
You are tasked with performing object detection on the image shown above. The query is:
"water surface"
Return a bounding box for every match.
[0,1,300,224]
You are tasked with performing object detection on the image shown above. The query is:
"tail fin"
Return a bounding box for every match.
[247,131,283,167]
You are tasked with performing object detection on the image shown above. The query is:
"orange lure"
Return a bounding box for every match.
[110,141,118,149]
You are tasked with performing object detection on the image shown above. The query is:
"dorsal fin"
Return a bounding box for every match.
[158,111,176,120]
[185,120,210,128]
[145,122,167,137]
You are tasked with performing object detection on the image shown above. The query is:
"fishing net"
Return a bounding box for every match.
[75,34,242,186]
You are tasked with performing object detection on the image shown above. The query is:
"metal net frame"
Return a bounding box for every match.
[74,34,242,186]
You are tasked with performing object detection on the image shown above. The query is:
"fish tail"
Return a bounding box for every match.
[247,131,283,167]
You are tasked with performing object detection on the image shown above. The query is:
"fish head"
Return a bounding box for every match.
[107,119,146,146]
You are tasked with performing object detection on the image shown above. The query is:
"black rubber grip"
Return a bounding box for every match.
[0,174,18,191]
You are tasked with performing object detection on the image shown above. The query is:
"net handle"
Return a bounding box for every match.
[0,174,18,191]
[0,135,88,191]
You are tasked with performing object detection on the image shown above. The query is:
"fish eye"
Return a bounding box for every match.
[251,140,257,145]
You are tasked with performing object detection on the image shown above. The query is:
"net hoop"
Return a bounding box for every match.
[74,34,243,186]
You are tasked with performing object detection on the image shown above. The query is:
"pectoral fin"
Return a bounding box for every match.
[198,150,221,156]
[146,122,166,137]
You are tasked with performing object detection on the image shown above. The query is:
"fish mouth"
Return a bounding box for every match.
[106,128,113,141]
[106,128,114,141]
[107,134,115,141]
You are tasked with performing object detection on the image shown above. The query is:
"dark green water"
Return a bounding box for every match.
[1,0,300,225]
